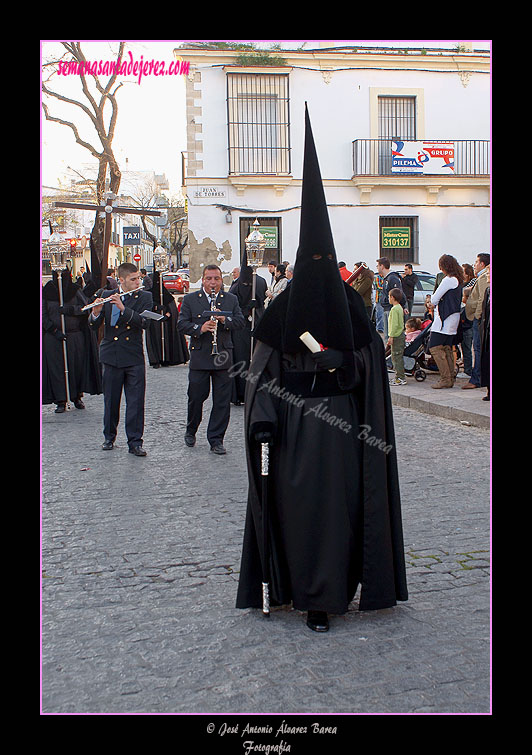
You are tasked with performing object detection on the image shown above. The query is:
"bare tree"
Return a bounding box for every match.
[42,41,125,286]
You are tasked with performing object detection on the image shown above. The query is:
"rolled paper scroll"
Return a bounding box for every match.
[299,331,335,372]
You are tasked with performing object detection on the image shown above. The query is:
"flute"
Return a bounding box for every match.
[81,285,145,311]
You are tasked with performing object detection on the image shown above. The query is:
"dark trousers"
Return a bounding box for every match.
[102,362,146,448]
[187,369,232,445]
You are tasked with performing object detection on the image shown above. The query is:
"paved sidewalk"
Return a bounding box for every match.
[41,359,491,717]
[389,369,490,429]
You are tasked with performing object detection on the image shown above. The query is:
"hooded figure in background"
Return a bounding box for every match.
[229,245,267,404]
[145,271,189,368]
[235,105,408,632]
[42,269,102,412]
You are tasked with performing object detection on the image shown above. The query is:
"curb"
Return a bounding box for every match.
[390,389,490,429]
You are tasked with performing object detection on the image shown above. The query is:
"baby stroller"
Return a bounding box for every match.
[386,321,433,381]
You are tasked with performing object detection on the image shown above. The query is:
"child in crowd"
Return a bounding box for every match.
[405,317,423,344]
[387,288,406,385]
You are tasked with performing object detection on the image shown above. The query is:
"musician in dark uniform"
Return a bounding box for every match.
[89,263,153,456]
[177,264,245,454]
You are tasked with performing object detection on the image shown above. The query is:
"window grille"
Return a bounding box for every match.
[378,96,416,174]
[227,73,290,175]
[379,216,419,264]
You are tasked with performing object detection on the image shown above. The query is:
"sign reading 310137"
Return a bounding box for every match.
[382,227,411,248]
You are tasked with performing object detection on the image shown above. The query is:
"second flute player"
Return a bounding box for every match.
[178,265,245,454]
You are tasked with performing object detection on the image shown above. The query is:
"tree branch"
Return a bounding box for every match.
[41,102,102,160]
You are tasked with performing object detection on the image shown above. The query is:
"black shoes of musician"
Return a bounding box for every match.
[102,440,114,450]
[129,446,147,457]
[74,398,85,409]
[210,443,227,455]
[184,433,196,447]
[306,611,329,632]
[54,403,66,413]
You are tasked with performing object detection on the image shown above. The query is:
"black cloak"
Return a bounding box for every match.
[42,270,102,404]
[229,245,267,404]
[145,271,189,367]
[235,105,407,614]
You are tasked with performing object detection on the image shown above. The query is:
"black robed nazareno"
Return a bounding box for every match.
[145,272,189,367]
[235,285,408,614]
[42,271,102,405]
[236,104,407,616]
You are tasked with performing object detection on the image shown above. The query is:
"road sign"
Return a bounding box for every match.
[133,253,141,261]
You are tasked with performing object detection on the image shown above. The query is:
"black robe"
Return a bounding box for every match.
[229,274,267,403]
[42,283,102,405]
[145,282,189,367]
[236,285,408,614]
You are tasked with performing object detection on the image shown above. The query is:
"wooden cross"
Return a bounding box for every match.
[54,194,162,288]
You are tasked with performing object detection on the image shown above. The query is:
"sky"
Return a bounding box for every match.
[40,40,491,198]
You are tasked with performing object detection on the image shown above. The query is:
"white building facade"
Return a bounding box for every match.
[179,44,490,283]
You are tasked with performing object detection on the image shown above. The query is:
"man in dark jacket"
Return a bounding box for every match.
[401,264,419,315]
[89,263,153,456]
[178,265,245,454]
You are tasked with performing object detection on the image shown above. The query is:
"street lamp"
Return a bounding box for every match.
[245,219,267,355]
[47,223,70,271]
[152,244,169,363]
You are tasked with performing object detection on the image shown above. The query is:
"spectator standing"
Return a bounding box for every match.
[462,253,490,391]
[387,287,407,385]
[479,265,490,401]
[376,258,407,342]
[351,262,374,320]
[338,261,353,281]
[265,264,288,307]
[373,270,385,334]
[401,264,419,316]
[426,254,464,389]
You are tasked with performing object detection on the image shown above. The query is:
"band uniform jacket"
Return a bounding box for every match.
[89,288,153,367]
[178,289,245,370]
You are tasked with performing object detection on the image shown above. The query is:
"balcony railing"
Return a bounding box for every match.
[353,139,490,177]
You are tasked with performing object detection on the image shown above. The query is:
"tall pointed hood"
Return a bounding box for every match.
[258,103,355,353]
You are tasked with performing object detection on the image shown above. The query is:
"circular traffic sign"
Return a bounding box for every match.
[133,253,141,261]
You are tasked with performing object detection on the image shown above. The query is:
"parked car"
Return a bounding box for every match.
[162,273,190,294]
[177,268,190,280]
[410,271,437,317]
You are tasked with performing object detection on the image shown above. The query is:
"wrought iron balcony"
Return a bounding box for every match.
[352,139,490,177]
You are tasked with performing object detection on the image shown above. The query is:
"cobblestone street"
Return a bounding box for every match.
[41,359,490,716]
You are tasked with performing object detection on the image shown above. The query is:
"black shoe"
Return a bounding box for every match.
[184,434,196,447]
[102,441,114,450]
[54,403,66,413]
[129,446,147,457]
[306,611,329,632]
[210,443,227,455]
[74,398,85,409]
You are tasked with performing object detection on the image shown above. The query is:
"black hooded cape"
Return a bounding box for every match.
[235,104,407,614]
[145,272,189,367]
[235,284,408,613]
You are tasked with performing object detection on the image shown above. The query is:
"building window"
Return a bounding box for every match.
[379,216,419,264]
[378,96,416,175]
[227,73,290,175]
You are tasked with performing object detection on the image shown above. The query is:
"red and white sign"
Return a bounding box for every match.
[133,253,141,261]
